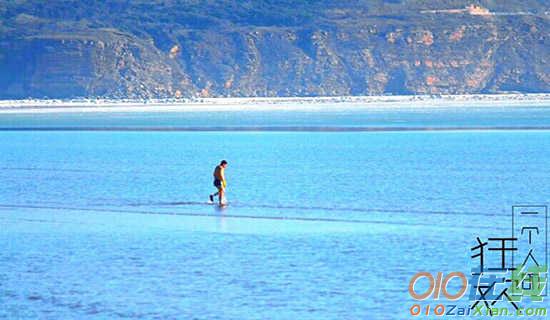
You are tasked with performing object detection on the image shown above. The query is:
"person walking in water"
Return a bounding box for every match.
[209,160,228,205]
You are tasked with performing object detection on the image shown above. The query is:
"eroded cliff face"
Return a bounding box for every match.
[0,25,196,99]
[0,1,548,99]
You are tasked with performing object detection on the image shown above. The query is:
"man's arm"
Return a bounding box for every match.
[220,169,226,188]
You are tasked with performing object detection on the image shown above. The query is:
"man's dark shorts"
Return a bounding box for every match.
[214,179,222,189]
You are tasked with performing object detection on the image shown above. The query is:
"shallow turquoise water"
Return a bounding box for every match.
[1,107,549,319]
[1,130,548,217]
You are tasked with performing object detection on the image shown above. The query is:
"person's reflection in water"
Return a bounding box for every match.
[215,205,227,232]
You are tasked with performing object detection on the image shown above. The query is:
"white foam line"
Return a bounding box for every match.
[0,94,549,113]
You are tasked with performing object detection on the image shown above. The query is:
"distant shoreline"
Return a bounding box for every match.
[0,93,549,113]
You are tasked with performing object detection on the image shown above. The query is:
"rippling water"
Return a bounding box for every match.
[1,105,549,319]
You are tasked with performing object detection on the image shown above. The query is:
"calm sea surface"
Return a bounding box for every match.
[2,105,550,129]
[1,105,549,319]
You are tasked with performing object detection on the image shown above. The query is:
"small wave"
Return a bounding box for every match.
[129,200,501,217]
[0,203,418,226]
[0,203,519,231]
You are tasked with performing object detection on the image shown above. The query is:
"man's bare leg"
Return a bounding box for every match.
[218,188,225,205]
[210,191,219,202]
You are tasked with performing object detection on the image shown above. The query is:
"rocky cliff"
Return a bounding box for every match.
[0,1,548,99]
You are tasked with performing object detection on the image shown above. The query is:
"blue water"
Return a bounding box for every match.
[2,105,550,129]
[1,106,549,319]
